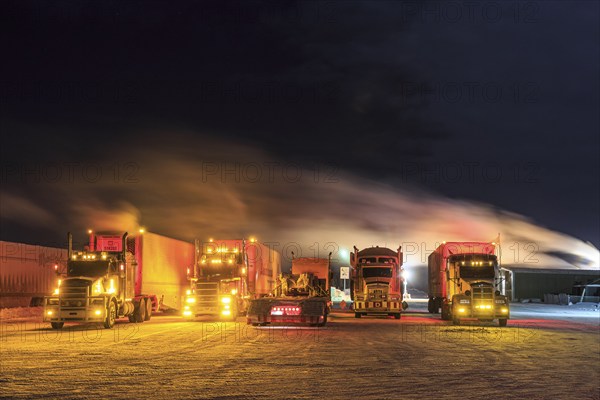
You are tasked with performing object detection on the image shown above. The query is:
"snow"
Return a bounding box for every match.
[0,302,598,399]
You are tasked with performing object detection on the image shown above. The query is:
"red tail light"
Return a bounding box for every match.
[270,306,301,316]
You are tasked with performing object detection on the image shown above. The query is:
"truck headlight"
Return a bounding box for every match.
[47,310,53,316]
[186,297,196,304]
[221,296,231,304]
[501,308,508,313]
[221,310,231,316]
[458,308,465,313]
[94,309,102,316]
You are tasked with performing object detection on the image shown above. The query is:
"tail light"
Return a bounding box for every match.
[271,306,301,316]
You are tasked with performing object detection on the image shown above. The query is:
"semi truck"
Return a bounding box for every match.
[183,238,281,320]
[246,254,332,327]
[350,246,406,319]
[427,241,510,326]
[44,230,194,329]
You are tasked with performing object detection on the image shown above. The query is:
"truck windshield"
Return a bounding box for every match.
[362,267,393,278]
[459,265,495,280]
[67,261,109,278]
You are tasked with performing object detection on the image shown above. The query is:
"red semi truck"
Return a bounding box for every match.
[44,230,194,329]
[246,255,332,327]
[428,241,510,326]
[184,238,281,320]
[350,246,406,319]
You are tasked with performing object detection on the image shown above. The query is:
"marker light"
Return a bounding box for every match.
[88,229,93,234]
[53,288,59,295]
[183,310,192,316]
[186,289,192,295]
[54,264,58,271]
[47,311,53,316]
[94,309,102,316]
[231,289,237,295]
[458,308,465,313]
[221,297,231,304]
[221,310,231,316]
[186,297,196,303]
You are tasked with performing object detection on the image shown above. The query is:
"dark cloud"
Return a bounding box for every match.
[1,1,598,248]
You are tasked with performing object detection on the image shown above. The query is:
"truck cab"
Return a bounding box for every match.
[428,242,510,327]
[350,246,406,319]
[44,231,155,329]
[183,239,256,320]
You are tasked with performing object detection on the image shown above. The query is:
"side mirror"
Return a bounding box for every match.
[495,290,501,296]
[465,290,471,296]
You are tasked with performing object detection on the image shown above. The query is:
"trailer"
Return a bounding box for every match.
[43,230,194,329]
[427,241,510,326]
[350,246,406,319]
[246,255,332,327]
[183,238,281,320]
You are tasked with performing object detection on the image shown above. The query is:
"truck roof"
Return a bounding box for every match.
[435,242,496,258]
[357,246,397,257]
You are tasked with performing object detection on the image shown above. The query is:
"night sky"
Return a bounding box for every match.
[1,1,598,269]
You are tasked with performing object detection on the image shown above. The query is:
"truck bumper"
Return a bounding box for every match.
[43,307,105,322]
[455,306,510,319]
[354,300,402,314]
[246,314,325,325]
[43,296,107,323]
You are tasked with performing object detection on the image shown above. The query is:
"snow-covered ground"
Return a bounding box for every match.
[1,303,598,399]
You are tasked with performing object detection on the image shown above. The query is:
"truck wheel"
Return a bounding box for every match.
[441,304,451,321]
[499,319,508,327]
[394,313,401,320]
[104,301,116,329]
[317,313,328,327]
[135,299,146,323]
[51,322,64,329]
[452,317,460,326]
[144,298,152,321]
[354,312,362,318]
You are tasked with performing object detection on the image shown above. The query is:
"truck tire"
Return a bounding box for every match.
[498,318,508,327]
[51,322,64,329]
[394,313,401,320]
[441,304,451,321]
[144,298,152,321]
[354,312,362,318]
[134,298,146,323]
[104,301,116,329]
[317,313,328,327]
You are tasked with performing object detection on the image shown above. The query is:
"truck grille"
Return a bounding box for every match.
[60,281,90,309]
[195,282,219,308]
[368,289,385,300]
[472,285,494,308]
